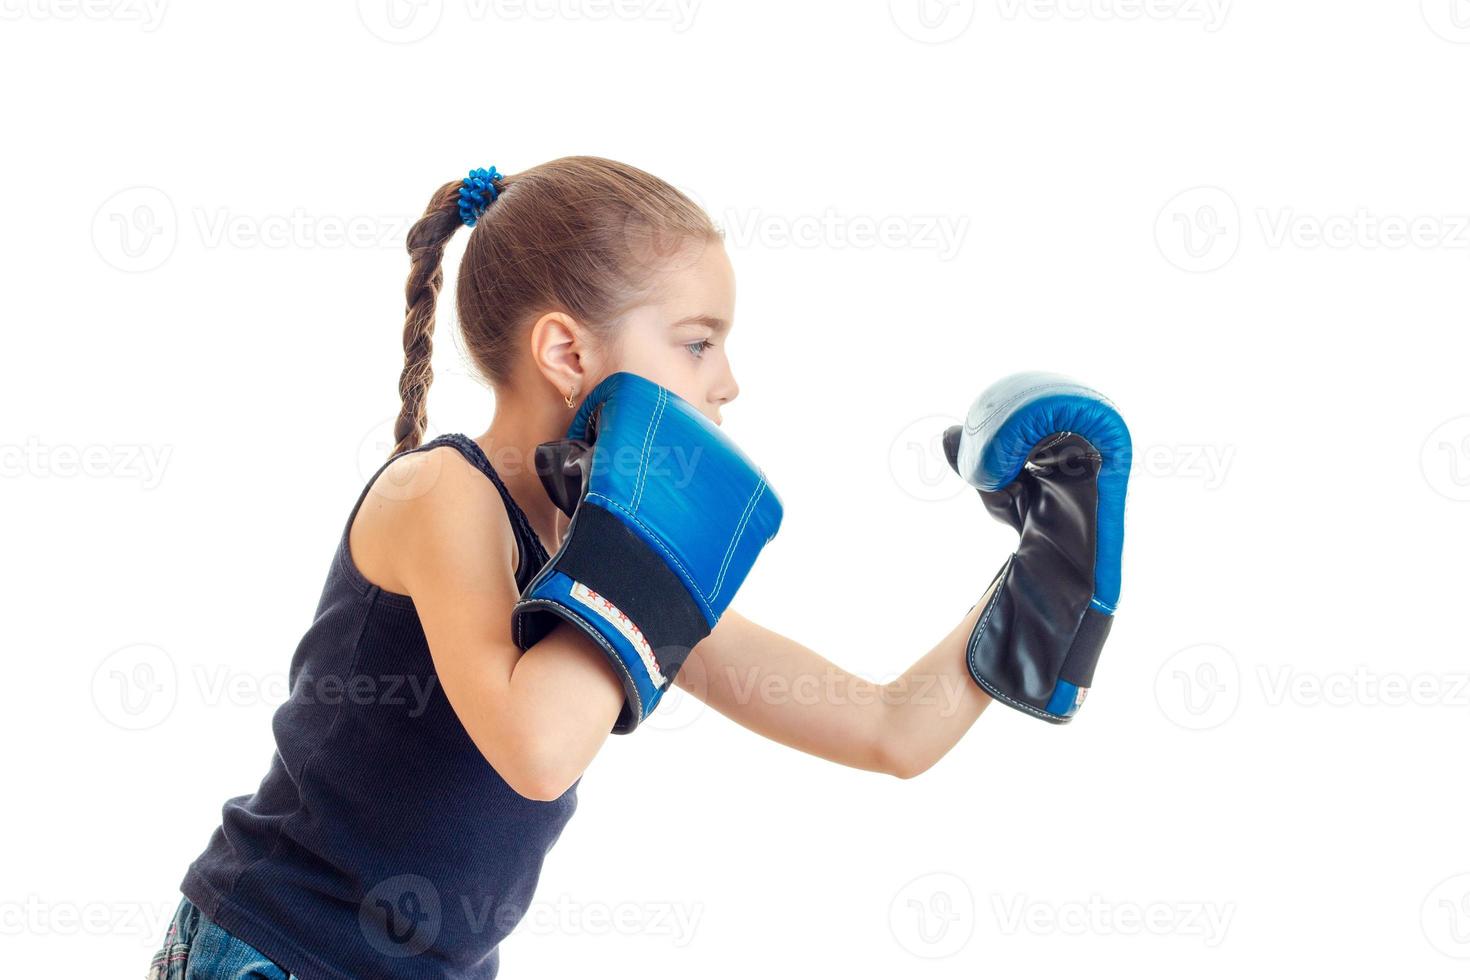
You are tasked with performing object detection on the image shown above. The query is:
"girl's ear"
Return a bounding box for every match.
[529,310,591,401]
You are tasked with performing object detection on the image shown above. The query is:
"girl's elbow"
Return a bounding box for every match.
[492,730,586,802]
[880,738,934,781]
[507,769,577,803]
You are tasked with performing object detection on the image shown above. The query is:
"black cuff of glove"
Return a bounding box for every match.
[513,502,710,733]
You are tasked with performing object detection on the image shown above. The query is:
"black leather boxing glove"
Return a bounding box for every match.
[942,372,1132,722]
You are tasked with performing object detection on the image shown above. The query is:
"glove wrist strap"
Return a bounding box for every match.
[513,501,710,733]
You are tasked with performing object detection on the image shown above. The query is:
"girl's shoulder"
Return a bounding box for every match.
[348,439,521,598]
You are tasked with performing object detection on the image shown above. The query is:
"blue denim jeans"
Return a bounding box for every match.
[147,896,297,979]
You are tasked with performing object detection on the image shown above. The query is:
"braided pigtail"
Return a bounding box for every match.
[391,170,504,457]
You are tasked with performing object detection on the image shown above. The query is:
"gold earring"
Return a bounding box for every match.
[564,389,576,409]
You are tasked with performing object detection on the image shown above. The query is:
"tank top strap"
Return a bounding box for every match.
[428,433,550,571]
[338,433,550,595]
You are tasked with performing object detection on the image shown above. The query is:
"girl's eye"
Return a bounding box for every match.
[686,340,715,359]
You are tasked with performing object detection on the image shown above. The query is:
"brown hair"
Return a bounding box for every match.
[391,155,720,457]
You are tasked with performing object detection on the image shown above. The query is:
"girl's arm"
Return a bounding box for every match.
[378,447,627,802]
[676,577,998,779]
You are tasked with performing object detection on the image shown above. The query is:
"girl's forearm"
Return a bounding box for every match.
[879,579,998,779]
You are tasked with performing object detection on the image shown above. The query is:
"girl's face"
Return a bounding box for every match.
[602,239,740,426]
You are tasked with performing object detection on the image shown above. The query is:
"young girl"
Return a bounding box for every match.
[150,156,995,980]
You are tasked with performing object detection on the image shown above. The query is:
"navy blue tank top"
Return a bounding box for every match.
[182,433,579,980]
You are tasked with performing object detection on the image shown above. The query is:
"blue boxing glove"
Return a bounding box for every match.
[511,371,784,734]
[941,372,1132,722]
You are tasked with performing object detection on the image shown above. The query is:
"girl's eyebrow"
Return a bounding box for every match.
[671,314,729,332]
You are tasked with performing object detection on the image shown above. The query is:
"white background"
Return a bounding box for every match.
[3,1,1469,976]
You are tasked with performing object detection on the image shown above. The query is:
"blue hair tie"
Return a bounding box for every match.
[457,166,503,227]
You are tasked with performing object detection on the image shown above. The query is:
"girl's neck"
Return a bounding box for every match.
[477,393,572,556]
